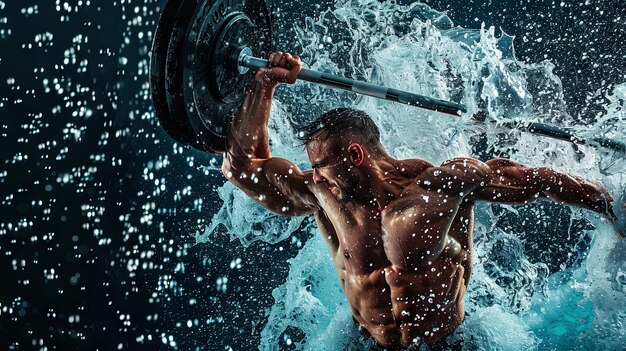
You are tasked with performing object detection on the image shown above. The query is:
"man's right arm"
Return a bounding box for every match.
[221,52,317,216]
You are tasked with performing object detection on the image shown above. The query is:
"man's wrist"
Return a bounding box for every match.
[594,192,616,221]
[254,70,278,89]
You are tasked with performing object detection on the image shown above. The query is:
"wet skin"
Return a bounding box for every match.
[221,52,621,349]
[305,149,473,348]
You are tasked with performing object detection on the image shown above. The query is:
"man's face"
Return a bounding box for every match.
[306,136,359,202]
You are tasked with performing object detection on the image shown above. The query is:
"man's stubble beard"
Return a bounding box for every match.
[339,172,361,204]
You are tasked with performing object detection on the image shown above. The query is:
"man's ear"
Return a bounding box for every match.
[348,143,364,166]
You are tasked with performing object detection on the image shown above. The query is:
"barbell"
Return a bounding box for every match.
[149,0,625,155]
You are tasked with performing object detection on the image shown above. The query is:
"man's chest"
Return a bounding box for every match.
[319,197,457,273]
[323,204,389,273]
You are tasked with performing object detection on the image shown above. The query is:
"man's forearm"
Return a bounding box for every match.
[539,168,615,220]
[226,77,276,160]
[225,52,301,161]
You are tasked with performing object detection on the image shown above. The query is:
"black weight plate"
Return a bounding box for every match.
[189,13,253,141]
[152,0,272,153]
[163,0,209,151]
[209,14,268,104]
[150,0,199,148]
[181,0,273,153]
[180,0,224,151]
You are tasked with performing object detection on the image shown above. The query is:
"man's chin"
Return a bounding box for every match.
[337,187,357,203]
[329,187,343,200]
[326,184,355,202]
[329,186,346,200]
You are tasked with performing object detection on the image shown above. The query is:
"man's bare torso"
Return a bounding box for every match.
[222,55,622,349]
[307,159,473,348]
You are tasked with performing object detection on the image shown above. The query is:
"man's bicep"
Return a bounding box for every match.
[467,158,544,204]
[224,156,317,216]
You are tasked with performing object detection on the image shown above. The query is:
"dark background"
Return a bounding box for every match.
[0,0,624,350]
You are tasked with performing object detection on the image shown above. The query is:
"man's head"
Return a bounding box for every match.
[298,108,383,201]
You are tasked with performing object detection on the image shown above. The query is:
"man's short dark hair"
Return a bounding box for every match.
[297,108,381,147]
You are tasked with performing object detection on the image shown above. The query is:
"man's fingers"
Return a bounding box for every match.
[269,51,283,67]
[285,53,301,67]
[279,54,289,68]
[261,52,301,85]
[282,53,293,67]
[268,52,301,69]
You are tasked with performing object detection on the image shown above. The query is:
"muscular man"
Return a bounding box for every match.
[221,52,625,349]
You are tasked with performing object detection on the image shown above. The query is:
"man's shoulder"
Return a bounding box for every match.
[409,156,491,195]
[396,158,434,178]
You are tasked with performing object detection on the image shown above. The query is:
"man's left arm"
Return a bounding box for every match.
[463,158,623,235]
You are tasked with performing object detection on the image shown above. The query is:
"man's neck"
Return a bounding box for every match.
[354,154,413,210]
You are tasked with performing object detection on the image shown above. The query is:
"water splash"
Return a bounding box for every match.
[199,0,626,349]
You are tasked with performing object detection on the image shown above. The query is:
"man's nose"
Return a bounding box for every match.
[312,170,326,184]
